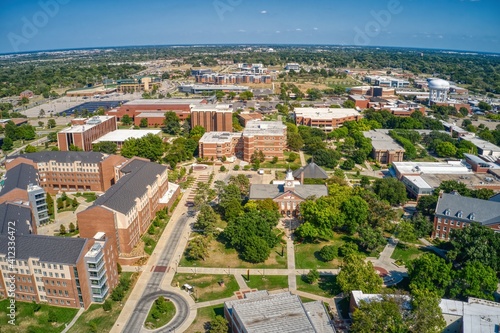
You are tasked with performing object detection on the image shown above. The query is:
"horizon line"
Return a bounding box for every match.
[1,43,499,57]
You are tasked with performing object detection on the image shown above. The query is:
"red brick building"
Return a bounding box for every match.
[5,152,126,194]
[107,98,209,122]
[432,191,500,240]
[57,116,117,151]
[190,105,233,132]
[77,158,180,258]
[198,121,286,162]
[294,108,362,132]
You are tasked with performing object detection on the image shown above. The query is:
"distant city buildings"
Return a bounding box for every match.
[92,129,162,150]
[178,84,250,94]
[364,75,410,88]
[294,107,362,132]
[285,63,301,71]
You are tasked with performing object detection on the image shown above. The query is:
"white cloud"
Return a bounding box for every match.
[296,28,302,31]
[238,29,246,33]
[276,30,281,34]
[313,27,318,30]
[261,10,267,14]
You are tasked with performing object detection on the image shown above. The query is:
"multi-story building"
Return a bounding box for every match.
[249,169,328,217]
[27,184,49,226]
[363,130,405,164]
[107,98,209,122]
[0,163,49,227]
[177,84,250,94]
[116,76,161,93]
[198,120,286,162]
[0,233,118,309]
[224,290,335,333]
[5,152,126,194]
[77,158,180,258]
[57,116,117,151]
[285,63,301,71]
[242,120,287,162]
[294,108,362,132]
[190,105,233,132]
[432,191,500,240]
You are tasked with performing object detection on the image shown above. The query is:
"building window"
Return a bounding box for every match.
[457,211,463,218]
[456,221,461,227]
[437,226,441,230]
[444,209,450,216]
[469,213,475,220]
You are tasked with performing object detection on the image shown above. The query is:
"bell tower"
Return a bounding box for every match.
[284,168,295,192]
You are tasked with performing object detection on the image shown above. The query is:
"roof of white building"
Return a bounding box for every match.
[393,161,471,175]
[93,129,161,143]
[59,116,114,133]
[294,107,360,120]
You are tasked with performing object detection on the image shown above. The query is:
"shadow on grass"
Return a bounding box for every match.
[318,275,341,295]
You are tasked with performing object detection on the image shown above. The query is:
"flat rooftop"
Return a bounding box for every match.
[225,291,335,333]
[403,175,433,190]
[393,161,471,175]
[123,98,206,106]
[421,172,500,189]
[59,116,114,133]
[243,120,286,136]
[363,130,405,152]
[199,132,241,144]
[466,137,500,153]
[191,104,233,113]
[294,107,360,120]
[93,129,161,143]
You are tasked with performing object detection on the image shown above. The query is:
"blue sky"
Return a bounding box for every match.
[1,0,499,54]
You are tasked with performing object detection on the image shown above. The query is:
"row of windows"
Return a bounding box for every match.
[437,218,463,227]
[17,285,34,293]
[46,289,69,297]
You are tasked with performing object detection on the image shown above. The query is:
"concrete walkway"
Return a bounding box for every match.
[287,236,297,290]
[299,151,306,166]
[234,273,249,290]
[419,238,447,258]
[61,307,85,333]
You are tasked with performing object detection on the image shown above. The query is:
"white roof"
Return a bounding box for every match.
[199,132,241,144]
[59,116,114,134]
[243,120,286,136]
[93,129,161,143]
[466,137,500,153]
[294,107,360,120]
[428,78,450,89]
[363,130,405,151]
[393,161,471,175]
[402,176,433,190]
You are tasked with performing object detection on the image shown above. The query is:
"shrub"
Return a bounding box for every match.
[319,245,338,261]
[103,299,112,311]
[69,222,76,233]
[48,309,57,323]
[59,225,66,235]
[220,165,226,172]
[233,165,240,171]
[111,286,124,301]
[89,321,98,333]
[148,225,156,235]
[303,269,320,284]
[117,263,122,274]
[339,242,358,257]
[31,301,41,313]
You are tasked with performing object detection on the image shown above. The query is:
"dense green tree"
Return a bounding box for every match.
[121,114,132,125]
[194,205,219,234]
[372,178,407,206]
[450,261,498,300]
[410,213,433,238]
[396,220,417,244]
[121,134,164,161]
[435,141,457,157]
[47,119,56,128]
[92,141,118,154]
[340,196,369,234]
[187,237,209,261]
[337,254,383,295]
[407,253,453,297]
[409,288,446,333]
[2,137,13,150]
[47,131,58,142]
[448,223,500,272]
[24,144,37,153]
[358,226,386,251]
[312,149,340,169]
[304,268,320,284]
[139,118,148,128]
[343,100,355,108]
[351,296,408,333]
[319,245,338,261]
[416,195,438,216]
[341,159,355,170]
[209,315,229,333]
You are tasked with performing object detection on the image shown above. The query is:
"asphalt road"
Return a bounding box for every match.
[123,213,192,333]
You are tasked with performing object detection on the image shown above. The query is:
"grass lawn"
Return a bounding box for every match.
[144,298,176,330]
[180,237,287,269]
[295,241,342,269]
[390,243,424,264]
[142,215,171,255]
[185,304,224,333]
[246,275,289,291]
[69,272,138,333]
[260,161,301,170]
[296,275,340,298]
[0,299,78,333]
[171,274,239,303]
[299,296,317,303]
